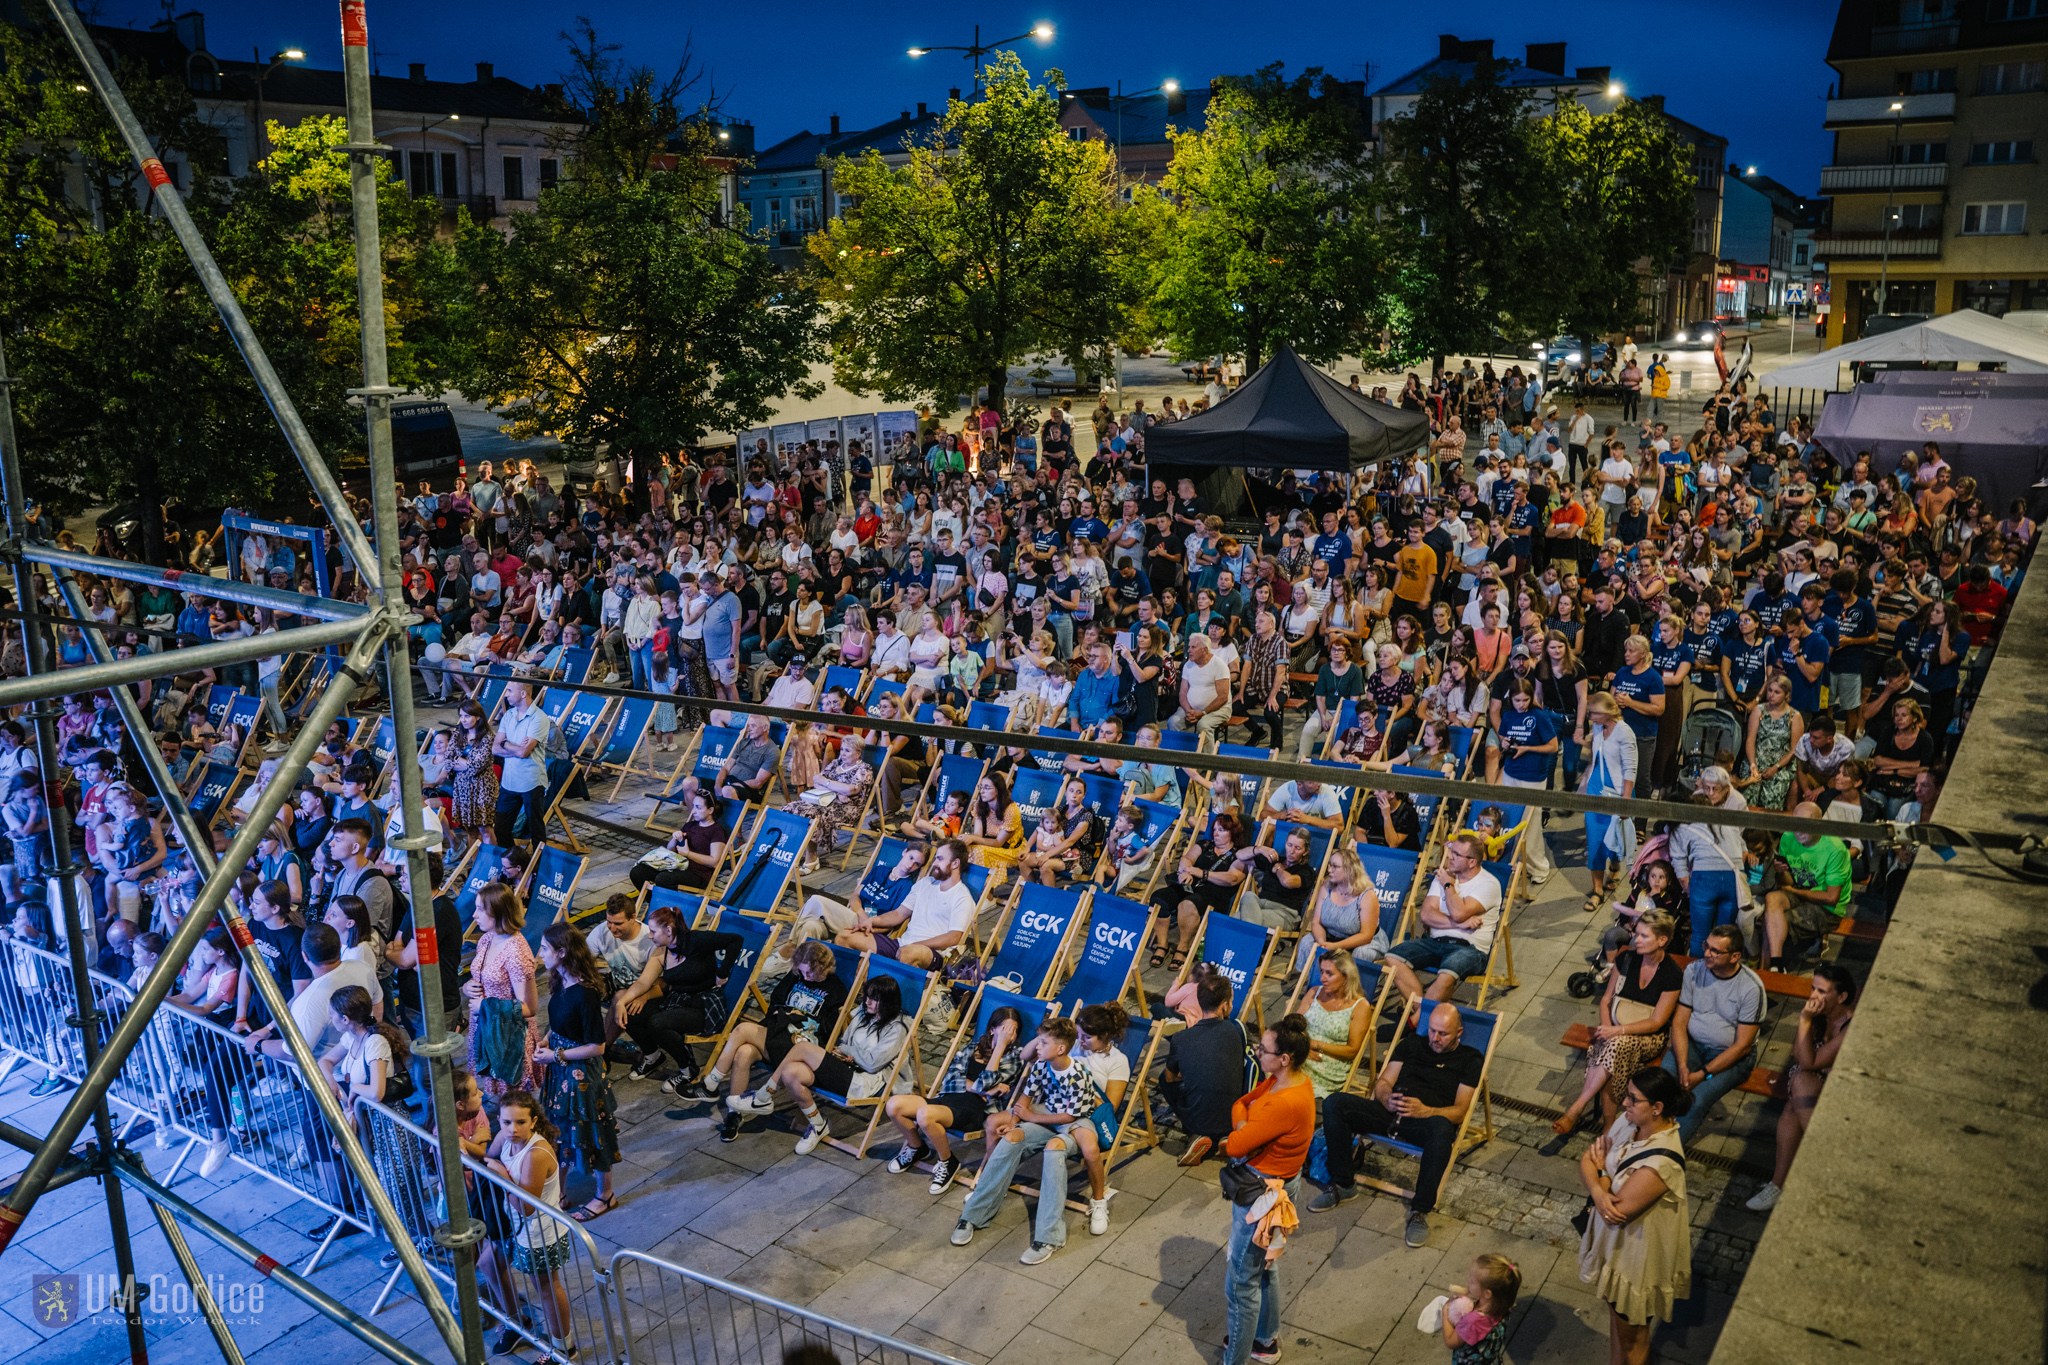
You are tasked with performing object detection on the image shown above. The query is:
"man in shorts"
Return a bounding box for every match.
[700,573,743,701]
[1385,836,1503,1003]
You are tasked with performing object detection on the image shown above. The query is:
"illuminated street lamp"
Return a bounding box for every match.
[907,22,1055,95]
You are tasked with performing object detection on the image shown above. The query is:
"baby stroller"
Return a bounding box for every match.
[1676,699,1743,794]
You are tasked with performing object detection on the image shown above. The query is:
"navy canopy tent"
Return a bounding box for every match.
[1146,346,1429,472]
[1812,389,2048,510]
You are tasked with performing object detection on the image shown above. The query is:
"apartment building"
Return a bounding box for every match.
[1817,0,2048,345]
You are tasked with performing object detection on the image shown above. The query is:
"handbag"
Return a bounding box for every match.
[1218,1158,1271,1207]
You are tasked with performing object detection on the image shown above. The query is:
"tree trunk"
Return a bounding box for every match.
[987,365,1007,414]
[629,444,651,515]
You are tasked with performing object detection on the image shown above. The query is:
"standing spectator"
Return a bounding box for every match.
[535,925,621,1223]
[465,885,541,1100]
[492,682,550,850]
[1577,1067,1693,1365]
[1219,1014,1316,1365]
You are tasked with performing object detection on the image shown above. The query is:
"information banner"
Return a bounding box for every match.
[875,410,919,468]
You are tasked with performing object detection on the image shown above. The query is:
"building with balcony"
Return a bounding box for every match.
[1816,0,2048,345]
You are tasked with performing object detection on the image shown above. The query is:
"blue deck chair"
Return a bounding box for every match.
[224,691,264,739]
[1470,854,1522,1009]
[1010,766,1065,832]
[516,844,589,948]
[1449,726,1476,776]
[595,696,660,798]
[1032,725,1080,769]
[186,762,242,828]
[810,946,938,1158]
[966,701,1010,734]
[1325,698,1361,755]
[919,752,987,823]
[204,683,239,729]
[1050,893,1149,1014]
[1214,743,1273,812]
[1077,773,1125,823]
[538,687,575,723]
[649,721,741,830]
[1355,844,1423,941]
[1100,1012,1170,1171]
[1189,911,1277,1022]
[821,664,865,700]
[688,908,781,1056]
[558,692,612,757]
[449,843,513,930]
[476,668,517,717]
[646,886,705,923]
[1394,764,1452,841]
[1155,726,1201,799]
[719,807,811,917]
[865,678,906,711]
[934,986,1056,1178]
[556,646,594,685]
[984,884,1085,997]
[1356,998,1499,1202]
[1116,797,1186,899]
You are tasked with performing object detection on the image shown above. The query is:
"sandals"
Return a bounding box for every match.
[1168,951,1190,974]
[1582,892,1604,913]
[1149,946,1168,970]
[570,1194,617,1223]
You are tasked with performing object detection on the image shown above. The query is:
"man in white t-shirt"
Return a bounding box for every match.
[244,923,379,1061]
[1386,835,1504,1002]
[1169,634,1233,743]
[833,839,976,968]
[1598,447,1634,511]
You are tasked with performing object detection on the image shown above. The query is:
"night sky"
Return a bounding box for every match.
[98,0,1840,193]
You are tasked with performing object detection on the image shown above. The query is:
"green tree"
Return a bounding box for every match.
[449,26,824,496]
[1373,58,1547,368]
[0,20,450,550]
[1149,65,1380,373]
[1522,97,1696,346]
[808,53,1137,411]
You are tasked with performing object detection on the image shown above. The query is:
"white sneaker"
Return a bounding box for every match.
[794,1116,830,1155]
[198,1138,231,1179]
[727,1090,776,1116]
[1088,1197,1109,1236]
[1744,1181,1782,1212]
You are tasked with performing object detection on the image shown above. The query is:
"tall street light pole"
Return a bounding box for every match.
[249,45,305,172]
[1877,99,1904,317]
[907,21,1054,97]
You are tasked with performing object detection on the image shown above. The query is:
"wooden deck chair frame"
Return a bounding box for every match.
[931,986,1058,1188]
[1111,796,1193,907]
[1348,994,1500,1204]
[594,695,668,802]
[714,807,813,920]
[513,842,588,948]
[1167,909,1279,1026]
[685,905,783,1058]
[1319,697,1364,759]
[1429,793,1525,1010]
[1096,1012,1171,1178]
[978,882,1088,998]
[1255,816,1340,978]
[1284,956,1391,1090]
[650,719,751,838]
[810,952,941,1160]
[223,694,266,771]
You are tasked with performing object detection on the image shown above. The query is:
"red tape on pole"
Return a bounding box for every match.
[341,0,368,47]
[253,1253,279,1278]
[141,159,171,190]
[227,918,255,950]
[0,1204,23,1255]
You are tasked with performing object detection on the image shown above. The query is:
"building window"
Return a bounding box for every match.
[1961,201,2026,233]
[503,157,525,201]
[1970,139,2034,164]
[789,195,818,232]
[1795,243,1810,265]
[540,158,559,190]
[1894,67,1957,92]
[1891,141,1947,163]
[1989,0,2046,18]
[768,197,783,232]
[1891,202,1941,229]
[1067,126,1086,140]
[1977,61,2045,93]
[439,152,459,197]
[409,150,435,196]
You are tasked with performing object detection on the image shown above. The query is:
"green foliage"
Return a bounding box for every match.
[807,53,1139,410]
[0,20,455,519]
[1150,65,1381,373]
[448,35,823,463]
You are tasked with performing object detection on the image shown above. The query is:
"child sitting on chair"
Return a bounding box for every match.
[901,789,968,842]
[1454,805,1528,863]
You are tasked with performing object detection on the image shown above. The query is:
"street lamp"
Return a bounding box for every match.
[1877,99,1905,316]
[906,22,1055,95]
[1606,81,1623,98]
[250,46,306,170]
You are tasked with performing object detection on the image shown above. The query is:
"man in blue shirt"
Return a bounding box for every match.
[1311,511,1352,576]
[791,840,929,942]
[1068,498,1110,545]
[1780,612,1831,719]
[1823,569,1879,736]
[699,577,743,701]
[1068,642,1122,731]
[176,593,214,644]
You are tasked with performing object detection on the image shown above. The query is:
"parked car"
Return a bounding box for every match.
[1540,337,1611,368]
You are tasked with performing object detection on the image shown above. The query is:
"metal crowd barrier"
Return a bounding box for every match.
[610,1248,970,1365]
[0,934,178,1143]
[356,1099,623,1363]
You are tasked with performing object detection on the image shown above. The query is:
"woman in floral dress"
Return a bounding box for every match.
[787,733,875,871]
[465,884,543,1100]
[447,701,499,852]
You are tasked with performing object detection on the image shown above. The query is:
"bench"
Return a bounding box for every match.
[1557,1024,1785,1099]
[1832,917,1886,943]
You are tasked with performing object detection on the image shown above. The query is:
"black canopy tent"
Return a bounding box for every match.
[1143,345,1430,517]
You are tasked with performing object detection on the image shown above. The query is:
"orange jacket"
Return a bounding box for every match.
[1225,1074,1316,1177]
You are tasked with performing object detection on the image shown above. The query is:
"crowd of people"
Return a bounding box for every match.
[0,353,2024,1365]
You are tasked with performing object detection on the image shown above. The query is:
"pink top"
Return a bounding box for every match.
[1457,1311,1503,1345]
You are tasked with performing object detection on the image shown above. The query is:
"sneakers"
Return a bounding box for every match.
[1404,1211,1431,1249]
[491,1328,522,1356]
[794,1115,831,1155]
[695,1073,727,1100]
[629,1053,665,1082]
[1249,1339,1283,1363]
[1745,1181,1782,1212]
[1088,1197,1109,1236]
[927,1155,961,1195]
[659,1070,700,1096]
[28,1075,67,1098]
[1018,1241,1055,1266]
[198,1137,232,1180]
[1307,1182,1359,1213]
[950,1219,975,1247]
[726,1089,775,1116]
[887,1142,931,1175]
[718,1109,742,1143]
[310,1216,364,1241]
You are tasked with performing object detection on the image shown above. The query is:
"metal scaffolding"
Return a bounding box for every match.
[0,2,485,1363]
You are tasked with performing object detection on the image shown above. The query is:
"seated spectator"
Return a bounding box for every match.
[789,841,928,959]
[1384,835,1503,1004]
[631,790,730,892]
[1763,805,1852,969]
[817,838,974,971]
[1288,845,1388,980]
[690,942,847,1139]
[950,1016,1101,1265]
[1746,964,1857,1212]
[1661,924,1766,1144]
[1148,812,1248,971]
[1313,1001,1482,1249]
[732,973,912,1155]
[1235,824,1318,932]
[882,1004,1027,1194]
[1159,970,1248,1165]
[1548,911,1682,1146]
[1255,777,1343,831]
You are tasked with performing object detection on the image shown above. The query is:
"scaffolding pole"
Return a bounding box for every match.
[0,333,151,1357]
[149,1194,250,1365]
[342,2,484,1360]
[39,0,379,581]
[18,543,371,622]
[0,611,366,707]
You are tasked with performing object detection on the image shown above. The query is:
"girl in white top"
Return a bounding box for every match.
[482,1092,575,1353]
[908,610,949,690]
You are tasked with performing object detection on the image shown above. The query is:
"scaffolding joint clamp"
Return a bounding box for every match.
[389,832,437,853]
[413,1037,463,1059]
[432,1216,486,1250]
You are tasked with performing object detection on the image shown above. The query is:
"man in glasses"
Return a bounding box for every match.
[1660,922,1765,1143]
[1384,835,1503,1006]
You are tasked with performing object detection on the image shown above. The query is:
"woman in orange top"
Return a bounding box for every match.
[1222,1014,1317,1365]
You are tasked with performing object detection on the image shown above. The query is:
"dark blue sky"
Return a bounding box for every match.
[106,0,1839,192]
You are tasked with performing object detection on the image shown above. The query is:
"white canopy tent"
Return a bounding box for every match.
[1762,309,2048,390]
